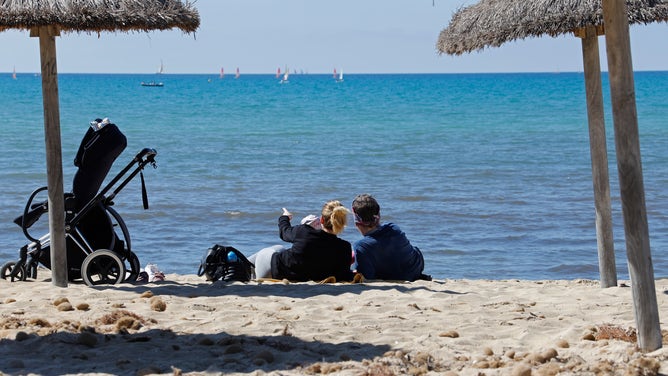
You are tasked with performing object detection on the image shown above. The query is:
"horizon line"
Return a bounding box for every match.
[6,69,668,75]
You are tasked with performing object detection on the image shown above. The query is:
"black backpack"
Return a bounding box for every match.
[197,244,254,282]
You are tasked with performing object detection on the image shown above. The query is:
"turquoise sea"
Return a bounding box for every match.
[1,72,668,281]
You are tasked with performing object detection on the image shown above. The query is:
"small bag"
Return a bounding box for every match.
[197,244,254,282]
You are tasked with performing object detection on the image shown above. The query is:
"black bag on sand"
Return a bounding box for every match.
[197,244,254,282]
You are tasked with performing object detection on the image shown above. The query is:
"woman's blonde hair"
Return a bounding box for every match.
[321,200,349,235]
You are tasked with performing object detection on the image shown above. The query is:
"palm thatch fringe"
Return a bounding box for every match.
[437,0,668,55]
[0,0,200,33]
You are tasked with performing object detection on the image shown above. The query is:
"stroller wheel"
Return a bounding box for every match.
[123,251,141,282]
[0,261,27,282]
[81,250,126,286]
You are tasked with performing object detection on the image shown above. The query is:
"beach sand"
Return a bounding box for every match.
[1,272,668,375]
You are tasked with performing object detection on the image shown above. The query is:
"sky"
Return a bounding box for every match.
[1,0,667,75]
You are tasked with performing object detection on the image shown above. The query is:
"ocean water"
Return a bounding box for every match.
[1,71,668,281]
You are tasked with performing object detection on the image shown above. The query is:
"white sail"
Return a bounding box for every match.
[336,69,344,82]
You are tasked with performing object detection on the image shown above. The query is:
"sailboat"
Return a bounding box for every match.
[333,68,337,79]
[276,67,281,79]
[141,60,164,86]
[336,69,344,82]
[12,66,17,80]
[280,66,289,84]
[220,67,224,79]
[235,67,240,79]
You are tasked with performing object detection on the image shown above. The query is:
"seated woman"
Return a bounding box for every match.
[248,200,353,282]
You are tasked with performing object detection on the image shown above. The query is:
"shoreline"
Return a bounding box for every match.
[7,70,668,76]
[1,274,668,375]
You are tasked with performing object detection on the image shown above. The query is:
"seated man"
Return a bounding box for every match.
[351,194,427,281]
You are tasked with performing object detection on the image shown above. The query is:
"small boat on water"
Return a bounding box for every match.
[141,81,164,87]
[280,66,289,84]
[336,69,344,82]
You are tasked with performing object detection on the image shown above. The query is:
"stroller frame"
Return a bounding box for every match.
[1,148,157,286]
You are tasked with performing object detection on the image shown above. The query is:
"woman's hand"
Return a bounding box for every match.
[281,207,293,220]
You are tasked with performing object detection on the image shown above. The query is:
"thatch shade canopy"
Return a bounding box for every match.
[0,0,200,33]
[437,0,668,55]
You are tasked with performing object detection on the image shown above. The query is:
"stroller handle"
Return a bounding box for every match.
[70,148,158,227]
[16,186,49,242]
[135,148,157,162]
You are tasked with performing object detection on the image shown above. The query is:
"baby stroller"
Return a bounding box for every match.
[0,118,157,286]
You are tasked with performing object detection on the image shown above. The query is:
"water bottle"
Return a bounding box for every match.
[227,251,238,262]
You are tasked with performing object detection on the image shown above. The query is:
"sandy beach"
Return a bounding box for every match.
[1,272,668,375]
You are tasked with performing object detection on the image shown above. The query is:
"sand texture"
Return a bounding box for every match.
[2,272,668,375]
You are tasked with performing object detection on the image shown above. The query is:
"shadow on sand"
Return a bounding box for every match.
[0,279,464,375]
[0,328,392,375]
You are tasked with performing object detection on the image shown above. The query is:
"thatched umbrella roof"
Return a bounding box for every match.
[0,0,199,287]
[437,0,668,55]
[0,0,200,33]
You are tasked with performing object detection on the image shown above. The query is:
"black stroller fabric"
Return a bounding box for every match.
[40,122,127,280]
[72,124,127,210]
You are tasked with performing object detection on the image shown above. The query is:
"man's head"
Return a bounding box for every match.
[352,193,380,229]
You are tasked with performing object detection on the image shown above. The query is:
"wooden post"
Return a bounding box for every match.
[32,26,68,288]
[577,25,617,288]
[601,0,661,351]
